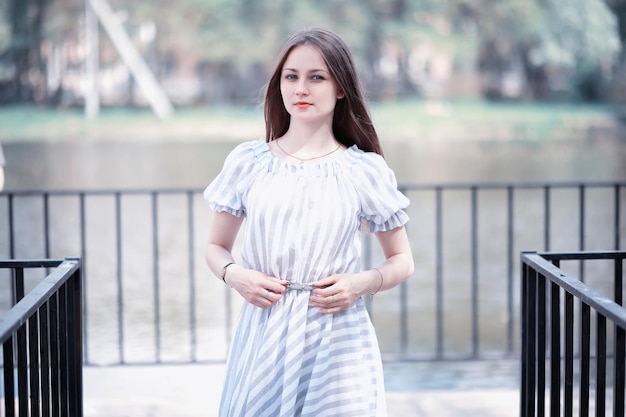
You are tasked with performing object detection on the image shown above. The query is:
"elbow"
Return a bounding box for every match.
[398,252,414,281]
[405,254,415,279]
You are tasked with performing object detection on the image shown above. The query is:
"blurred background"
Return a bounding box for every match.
[0,0,625,188]
[1,0,625,107]
[0,1,625,415]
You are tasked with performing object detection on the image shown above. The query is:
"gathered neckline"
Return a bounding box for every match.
[262,139,355,169]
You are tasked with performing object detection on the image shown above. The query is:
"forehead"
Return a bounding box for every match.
[282,44,329,71]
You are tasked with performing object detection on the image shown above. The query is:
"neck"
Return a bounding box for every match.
[281,121,335,151]
[275,123,341,163]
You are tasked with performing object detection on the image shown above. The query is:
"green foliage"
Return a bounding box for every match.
[0,0,623,104]
[531,0,620,68]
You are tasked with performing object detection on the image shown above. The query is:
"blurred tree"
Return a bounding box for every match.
[0,0,621,106]
[0,0,51,104]
[533,0,619,101]
[453,0,544,99]
[603,0,626,107]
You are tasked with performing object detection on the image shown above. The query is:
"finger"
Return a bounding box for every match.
[312,286,333,298]
[265,280,288,294]
[316,305,344,315]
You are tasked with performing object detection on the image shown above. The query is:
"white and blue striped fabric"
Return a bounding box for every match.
[204,138,409,417]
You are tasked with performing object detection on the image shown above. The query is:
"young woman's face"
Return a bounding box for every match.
[280,44,344,123]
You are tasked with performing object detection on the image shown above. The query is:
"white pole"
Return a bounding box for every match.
[88,0,174,119]
[84,0,100,119]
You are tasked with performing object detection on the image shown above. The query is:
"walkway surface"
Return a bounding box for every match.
[83,360,520,416]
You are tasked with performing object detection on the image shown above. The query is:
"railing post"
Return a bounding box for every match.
[549,281,560,417]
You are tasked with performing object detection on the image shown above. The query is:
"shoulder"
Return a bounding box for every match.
[343,145,391,174]
[223,138,269,167]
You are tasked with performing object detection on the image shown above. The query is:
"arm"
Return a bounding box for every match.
[205,210,244,279]
[205,211,287,307]
[367,225,415,293]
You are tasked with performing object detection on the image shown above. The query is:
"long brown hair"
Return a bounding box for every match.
[263,28,383,156]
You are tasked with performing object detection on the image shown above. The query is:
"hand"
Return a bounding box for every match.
[308,273,367,314]
[226,265,288,308]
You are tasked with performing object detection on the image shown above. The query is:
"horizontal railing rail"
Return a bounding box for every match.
[0,258,83,417]
[520,251,626,417]
[0,181,623,365]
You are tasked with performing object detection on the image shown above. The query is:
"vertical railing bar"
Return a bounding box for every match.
[79,192,89,365]
[187,191,197,362]
[537,274,546,417]
[550,281,561,417]
[543,185,550,251]
[579,185,585,282]
[400,280,408,356]
[67,269,83,416]
[615,254,624,417]
[616,255,624,417]
[526,262,538,417]
[16,314,28,416]
[115,192,124,364]
[615,185,621,251]
[13,263,25,415]
[14,267,25,306]
[43,192,50,259]
[27,311,41,417]
[615,255,625,417]
[435,187,444,359]
[49,292,60,417]
[615,323,625,417]
[506,186,514,354]
[39,302,51,417]
[58,285,69,417]
[596,314,606,417]
[520,259,527,417]
[3,337,16,417]
[8,193,15,259]
[28,312,41,417]
[470,187,479,358]
[616,258,623,307]
[152,192,162,363]
[564,291,574,417]
[579,302,590,417]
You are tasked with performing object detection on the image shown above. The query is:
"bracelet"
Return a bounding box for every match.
[220,262,235,284]
[370,267,384,295]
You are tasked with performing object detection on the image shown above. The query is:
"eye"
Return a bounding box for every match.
[311,74,325,81]
[284,73,297,81]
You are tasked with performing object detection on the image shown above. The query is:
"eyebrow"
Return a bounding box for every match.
[282,68,329,73]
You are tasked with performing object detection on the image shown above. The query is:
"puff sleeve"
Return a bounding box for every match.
[350,149,410,233]
[203,140,260,217]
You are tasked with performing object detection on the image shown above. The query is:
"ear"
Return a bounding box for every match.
[337,90,345,99]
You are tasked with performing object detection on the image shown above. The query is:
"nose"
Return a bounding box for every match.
[295,79,308,96]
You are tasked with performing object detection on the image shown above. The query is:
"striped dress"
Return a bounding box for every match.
[204,138,409,417]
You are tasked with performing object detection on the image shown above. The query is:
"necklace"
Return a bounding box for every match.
[275,140,341,164]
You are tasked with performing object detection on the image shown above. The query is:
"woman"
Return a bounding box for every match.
[204,27,414,417]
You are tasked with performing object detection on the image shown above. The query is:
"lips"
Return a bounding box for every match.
[295,101,312,109]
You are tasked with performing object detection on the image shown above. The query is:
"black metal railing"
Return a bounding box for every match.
[0,258,83,417]
[520,251,626,417]
[0,181,623,365]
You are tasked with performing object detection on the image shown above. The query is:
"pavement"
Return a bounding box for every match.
[83,361,521,417]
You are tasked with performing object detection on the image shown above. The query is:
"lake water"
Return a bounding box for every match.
[3,133,625,190]
[1,132,625,366]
